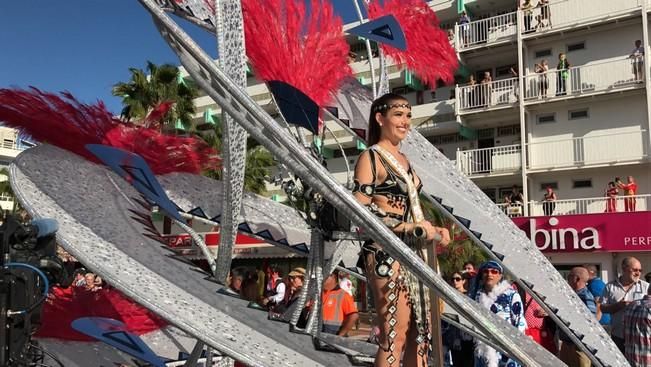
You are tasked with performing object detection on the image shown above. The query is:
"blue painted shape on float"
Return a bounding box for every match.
[347,15,407,51]
[267,80,320,134]
[71,317,165,367]
[85,144,182,221]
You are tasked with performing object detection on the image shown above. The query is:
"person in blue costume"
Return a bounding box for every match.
[471,261,527,367]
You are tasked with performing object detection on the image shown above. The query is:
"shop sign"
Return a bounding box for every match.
[512,211,651,253]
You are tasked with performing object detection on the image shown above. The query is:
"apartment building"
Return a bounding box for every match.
[0,126,26,212]
[186,0,651,280]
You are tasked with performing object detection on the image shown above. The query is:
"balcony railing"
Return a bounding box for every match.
[528,194,651,216]
[457,77,518,111]
[455,12,517,50]
[531,0,642,33]
[456,144,522,176]
[452,0,642,51]
[527,130,648,170]
[523,58,644,101]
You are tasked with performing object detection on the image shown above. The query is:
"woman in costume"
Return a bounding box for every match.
[471,261,526,367]
[353,93,450,367]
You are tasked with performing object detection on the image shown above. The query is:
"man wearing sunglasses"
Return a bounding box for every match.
[601,256,649,353]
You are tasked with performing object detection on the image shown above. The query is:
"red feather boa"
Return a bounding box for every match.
[368,0,458,88]
[0,88,219,175]
[242,0,352,106]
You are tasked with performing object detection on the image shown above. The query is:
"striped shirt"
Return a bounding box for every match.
[623,296,651,366]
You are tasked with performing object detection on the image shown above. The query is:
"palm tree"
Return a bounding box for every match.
[112,61,198,132]
[202,122,274,195]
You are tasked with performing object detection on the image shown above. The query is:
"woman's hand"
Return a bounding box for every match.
[412,221,450,246]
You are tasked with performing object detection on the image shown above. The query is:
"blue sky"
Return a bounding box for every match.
[0,1,358,114]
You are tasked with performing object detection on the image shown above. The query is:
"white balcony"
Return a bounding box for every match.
[527,130,648,170]
[528,194,651,216]
[523,58,644,101]
[531,0,642,34]
[455,12,517,51]
[451,0,642,51]
[456,144,522,176]
[457,77,518,112]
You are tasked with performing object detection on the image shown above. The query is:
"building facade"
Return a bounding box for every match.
[186,0,651,281]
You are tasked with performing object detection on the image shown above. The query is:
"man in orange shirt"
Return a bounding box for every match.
[618,176,638,212]
[322,273,359,336]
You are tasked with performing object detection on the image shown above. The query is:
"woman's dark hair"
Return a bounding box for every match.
[367,93,410,146]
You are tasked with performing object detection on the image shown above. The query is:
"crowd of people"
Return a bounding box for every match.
[226,265,360,337]
[605,175,638,212]
[443,257,651,367]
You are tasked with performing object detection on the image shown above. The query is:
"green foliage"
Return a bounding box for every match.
[202,122,274,195]
[0,168,22,213]
[112,61,198,131]
[420,195,487,276]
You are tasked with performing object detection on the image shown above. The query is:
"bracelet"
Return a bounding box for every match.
[412,225,427,239]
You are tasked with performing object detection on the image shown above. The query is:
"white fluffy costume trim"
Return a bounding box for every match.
[475,280,513,367]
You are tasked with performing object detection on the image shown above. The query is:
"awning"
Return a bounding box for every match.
[162,232,306,260]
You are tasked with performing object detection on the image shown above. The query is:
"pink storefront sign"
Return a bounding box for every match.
[512,211,651,253]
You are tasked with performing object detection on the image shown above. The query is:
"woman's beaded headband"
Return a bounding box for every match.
[373,102,412,113]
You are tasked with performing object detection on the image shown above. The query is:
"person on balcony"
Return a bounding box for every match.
[459,11,471,46]
[467,75,478,108]
[535,60,549,98]
[605,181,618,212]
[521,0,535,33]
[542,186,556,216]
[629,40,645,82]
[480,71,493,107]
[617,176,638,212]
[505,185,524,217]
[556,53,570,96]
[535,0,551,30]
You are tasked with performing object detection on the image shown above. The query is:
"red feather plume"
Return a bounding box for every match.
[368,0,458,88]
[242,0,352,106]
[0,88,219,175]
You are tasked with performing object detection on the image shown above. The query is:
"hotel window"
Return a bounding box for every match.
[567,41,586,52]
[572,179,592,189]
[535,49,552,58]
[536,113,556,124]
[569,108,589,120]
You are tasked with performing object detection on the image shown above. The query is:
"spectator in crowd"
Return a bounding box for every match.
[535,60,549,98]
[542,186,556,216]
[83,273,100,292]
[271,267,305,314]
[472,261,526,367]
[504,185,524,217]
[262,265,286,308]
[602,257,649,353]
[338,270,354,296]
[522,289,557,354]
[584,264,611,328]
[72,268,87,288]
[623,285,651,366]
[605,181,618,213]
[444,271,474,367]
[256,266,266,299]
[556,53,570,96]
[347,51,357,64]
[322,272,358,336]
[521,0,535,33]
[559,267,596,367]
[617,176,638,212]
[459,11,471,45]
[535,0,551,29]
[228,268,245,294]
[463,261,476,276]
[630,40,645,82]
[480,71,493,107]
[241,270,260,302]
